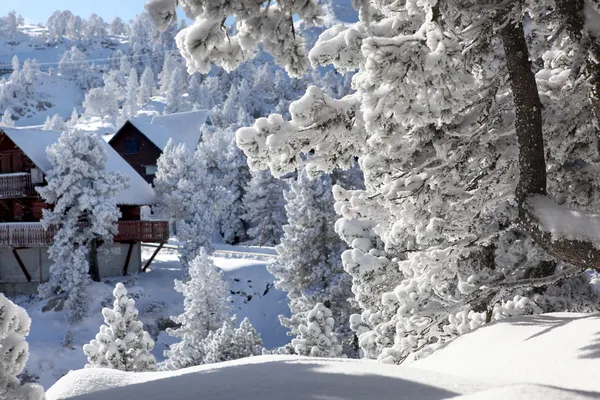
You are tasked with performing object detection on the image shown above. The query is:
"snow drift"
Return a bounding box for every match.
[47,312,600,400]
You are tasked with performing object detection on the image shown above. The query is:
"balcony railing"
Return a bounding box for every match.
[0,221,169,247]
[114,221,170,243]
[0,173,33,199]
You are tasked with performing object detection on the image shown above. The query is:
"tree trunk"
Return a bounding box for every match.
[89,238,101,282]
[501,19,600,272]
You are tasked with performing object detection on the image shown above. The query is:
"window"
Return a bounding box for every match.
[145,165,158,175]
[124,139,140,154]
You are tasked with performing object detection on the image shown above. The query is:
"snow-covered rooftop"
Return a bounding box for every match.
[117,110,209,152]
[1,127,156,206]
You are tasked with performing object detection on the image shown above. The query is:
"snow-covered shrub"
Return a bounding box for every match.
[292,303,342,358]
[83,283,157,372]
[0,294,45,400]
[163,248,231,370]
[37,130,127,323]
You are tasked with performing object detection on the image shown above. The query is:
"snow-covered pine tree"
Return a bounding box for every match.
[1,109,14,127]
[242,169,287,247]
[0,293,45,400]
[138,66,155,105]
[291,303,342,358]
[83,283,157,371]
[43,113,66,131]
[118,67,139,126]
[58,46,92,89]
[165,66,187,114]
[154,140,229,268]
[202,317,263,364]
[269,169,355,355]
[200,123,252,244]
[37,130,128,323]
[67,108,79,128]
[163,248,230,370]
[109,16,127,36]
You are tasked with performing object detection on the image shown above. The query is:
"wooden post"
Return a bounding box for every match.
[142,242,164,272]
[122,242,135,276]
[11,248,31,282]
[38,247,42,283]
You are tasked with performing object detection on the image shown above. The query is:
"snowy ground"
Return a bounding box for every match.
[46,313,600,400]
[17,244,290,390]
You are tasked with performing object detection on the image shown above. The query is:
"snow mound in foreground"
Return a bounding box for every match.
[413,312,600,394]
[47,355,482,400]
[452,384,599,400]
[47,313,600,400]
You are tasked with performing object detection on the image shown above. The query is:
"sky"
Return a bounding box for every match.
[0,0,149,24]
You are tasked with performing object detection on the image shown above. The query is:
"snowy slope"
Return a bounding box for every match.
[46,312,600,400]
[20,245,289,389]
[46,355,485,400]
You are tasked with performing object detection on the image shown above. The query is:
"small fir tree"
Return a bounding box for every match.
[292,303,342,358]
[242,169,287,246]
[163,248,231,370]
[83,283,157,371]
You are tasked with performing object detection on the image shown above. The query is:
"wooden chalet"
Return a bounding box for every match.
[0,127,170,295]
[108,110,211,183]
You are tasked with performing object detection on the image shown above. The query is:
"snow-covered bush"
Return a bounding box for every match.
[163,248,231,370]
[83,283,157,371]
[0,294,45,400]
[37,130,127,323]
[292,303,342,358]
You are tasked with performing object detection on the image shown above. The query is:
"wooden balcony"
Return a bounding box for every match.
[0,173,34,199]
[0,221,169,247]
[114,221,170,243]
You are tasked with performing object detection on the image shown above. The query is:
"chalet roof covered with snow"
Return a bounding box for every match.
[112,110,210,152]
[1,127,157,206]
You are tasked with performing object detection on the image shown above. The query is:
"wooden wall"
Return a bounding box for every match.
[108,122,162,184]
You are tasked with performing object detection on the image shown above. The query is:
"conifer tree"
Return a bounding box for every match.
[138,66,155,105]
[83,283,157,372]
[0,294,45,400]
[163,248,230,370]
[1,109,14,127]
[37,131,127,323]
[269,169,354,354]
[242,170,287,246]
[202,317,263,364]
[165,66,187,114]
[67,108,79,128]
[292,303,342,358]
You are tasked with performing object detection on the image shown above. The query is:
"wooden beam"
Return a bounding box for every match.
[11,247,31,282]
[122,242,135,276]
[142,242,164,272]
